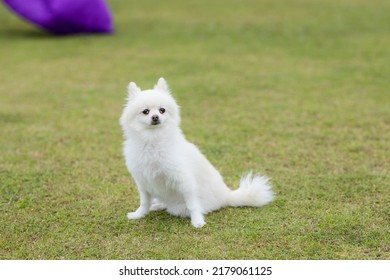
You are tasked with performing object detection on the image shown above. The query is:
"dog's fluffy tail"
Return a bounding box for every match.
[228,172,275,207]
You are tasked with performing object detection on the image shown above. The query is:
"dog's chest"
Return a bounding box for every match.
[125,141,178,182]
[140,146,168,175]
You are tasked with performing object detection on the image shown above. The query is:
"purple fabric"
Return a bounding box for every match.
[3,0,114,34]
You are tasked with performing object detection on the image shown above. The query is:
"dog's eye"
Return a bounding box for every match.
[142,109,150,115]
[159,108,166,114]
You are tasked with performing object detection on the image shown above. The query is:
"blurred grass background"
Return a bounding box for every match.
[0,0,389,259]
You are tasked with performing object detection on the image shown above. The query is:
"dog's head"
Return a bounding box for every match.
[120,78,180,137]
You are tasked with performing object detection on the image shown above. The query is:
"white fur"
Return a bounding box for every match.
[120,78,275,228]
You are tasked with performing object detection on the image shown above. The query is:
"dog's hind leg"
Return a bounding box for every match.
[150,198,167,211]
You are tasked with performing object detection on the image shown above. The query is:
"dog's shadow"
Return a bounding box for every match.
[124,207,251,232]
[132,211,191,231]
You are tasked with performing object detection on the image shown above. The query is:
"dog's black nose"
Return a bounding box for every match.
[152,115,159,122]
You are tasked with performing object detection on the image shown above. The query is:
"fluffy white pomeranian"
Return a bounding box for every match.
[120,78,274,228]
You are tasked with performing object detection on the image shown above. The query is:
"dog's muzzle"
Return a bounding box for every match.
[151,115,161,125]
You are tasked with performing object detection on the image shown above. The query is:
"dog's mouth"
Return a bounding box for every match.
[150,120,161,126]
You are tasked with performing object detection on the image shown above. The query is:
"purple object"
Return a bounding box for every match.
[3,0,114,34]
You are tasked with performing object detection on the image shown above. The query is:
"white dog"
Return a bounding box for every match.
[120,78,274,228]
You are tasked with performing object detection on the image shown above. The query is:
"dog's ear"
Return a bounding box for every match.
[154,77,170,94]
[127,82,141,99]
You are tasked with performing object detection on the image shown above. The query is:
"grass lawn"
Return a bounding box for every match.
[0,0,389,259]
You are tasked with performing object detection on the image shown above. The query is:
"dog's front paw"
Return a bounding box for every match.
[192,219,206,228]
[191,214,206,228]
[127,210,147,220]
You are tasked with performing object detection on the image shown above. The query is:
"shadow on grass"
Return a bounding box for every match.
[0,28,113,40]
[0,28,55,39]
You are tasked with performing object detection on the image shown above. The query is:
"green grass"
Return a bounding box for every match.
[0,0,389,259]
